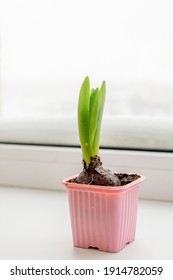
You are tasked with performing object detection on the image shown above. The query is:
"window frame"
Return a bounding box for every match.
[0,143,173,202]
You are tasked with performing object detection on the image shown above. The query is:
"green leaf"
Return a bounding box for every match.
[92,81,106,155]
[78,76,92,165]
[89,87,100,155]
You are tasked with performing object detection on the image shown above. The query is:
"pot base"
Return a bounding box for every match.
[74,240,134,253]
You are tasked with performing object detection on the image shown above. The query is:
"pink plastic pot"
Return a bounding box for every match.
[62,174,145,253]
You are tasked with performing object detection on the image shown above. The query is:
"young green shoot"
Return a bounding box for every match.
[78,76,106,167]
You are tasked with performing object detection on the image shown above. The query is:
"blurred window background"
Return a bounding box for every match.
[0,0,173,150]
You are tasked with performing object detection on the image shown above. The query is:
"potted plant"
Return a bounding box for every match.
[62,76,145,253]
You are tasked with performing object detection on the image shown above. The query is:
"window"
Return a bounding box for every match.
[0,0,173,150]
[1,3,173,264]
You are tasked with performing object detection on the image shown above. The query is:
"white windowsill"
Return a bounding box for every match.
[1,144,173,260]
[0,185,173,260]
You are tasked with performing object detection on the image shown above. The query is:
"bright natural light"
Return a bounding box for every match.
[0,0,173,149]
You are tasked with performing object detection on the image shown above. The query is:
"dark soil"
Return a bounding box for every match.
[114,173,140,186]
[73,156,140,187]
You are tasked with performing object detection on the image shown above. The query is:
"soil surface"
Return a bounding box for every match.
[73,156,140,187]
[113,173,140,186]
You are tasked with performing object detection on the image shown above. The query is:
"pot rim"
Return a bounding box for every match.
[62,173,145,193]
